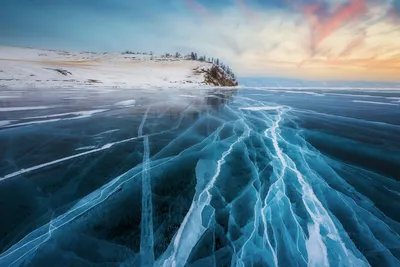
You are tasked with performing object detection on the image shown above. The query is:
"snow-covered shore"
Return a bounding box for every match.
[0,46,233,89]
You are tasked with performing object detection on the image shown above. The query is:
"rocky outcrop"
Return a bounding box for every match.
[194,65,238,87]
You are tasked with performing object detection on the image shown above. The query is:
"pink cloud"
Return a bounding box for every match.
[184,0,213,19]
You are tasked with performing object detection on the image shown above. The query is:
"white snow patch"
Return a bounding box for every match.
[5,118,63,127]
[76,146,97,151]
[24,109,107,119]
[240,106,281,111]
[0,120,12,126]
[3,109,107,128]
[93,129,120,137]
[63,96,88,100]
[284,91,325,96]
[306,224,329,267]
[179,94,199,98]
[114,99,136,107]
[352,100,399,106]
[326,93,379,98]
[101,143,114,149]
[0,95,20,99]
[0,106,54,112]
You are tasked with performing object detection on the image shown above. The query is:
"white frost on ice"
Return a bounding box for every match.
[75,146,97,151]
[0,133,147,181]
[93,129,120,137]
[284,91,325,96]
[24,109,107,120]
[5,118,64,127]
[306,224,329,267]
[179,94,199,98]
[101,143,114,149]
[240,106,281,111]
[114,99,136,107]
[326,93,379,98]
[0,95,20,99]
[0,144,116,181]
[0,120,13,126]
[352,100,399,106]
[63,96,88,100]
[2,109,107,128]
[0,106,54,112]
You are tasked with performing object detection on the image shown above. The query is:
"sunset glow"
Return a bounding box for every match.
[183,0,400,80]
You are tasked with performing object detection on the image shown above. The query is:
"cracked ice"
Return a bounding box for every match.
[0,87,399,267]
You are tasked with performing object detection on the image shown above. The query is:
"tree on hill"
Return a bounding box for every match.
[190,52,198,60]
[199,55,207,62]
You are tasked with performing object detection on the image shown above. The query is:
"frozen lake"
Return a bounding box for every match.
[0,86,399,266]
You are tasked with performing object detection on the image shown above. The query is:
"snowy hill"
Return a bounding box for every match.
[0,46,237,89]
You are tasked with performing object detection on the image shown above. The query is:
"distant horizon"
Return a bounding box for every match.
[3,42,400,85]
[238,76,400,85]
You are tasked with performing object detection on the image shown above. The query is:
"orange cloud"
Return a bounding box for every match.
[338,34,366,57]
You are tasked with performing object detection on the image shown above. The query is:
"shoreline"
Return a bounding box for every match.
[0,46,238,89]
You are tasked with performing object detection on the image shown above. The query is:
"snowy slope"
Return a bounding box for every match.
[0,46,217,89]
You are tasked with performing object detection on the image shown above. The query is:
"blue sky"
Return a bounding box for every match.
[0,0,229,52]
[1,0,400,80]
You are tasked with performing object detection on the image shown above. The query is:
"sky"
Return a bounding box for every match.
[1,0,400,81]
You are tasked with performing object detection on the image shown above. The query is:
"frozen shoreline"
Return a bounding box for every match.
[0,46,222,89]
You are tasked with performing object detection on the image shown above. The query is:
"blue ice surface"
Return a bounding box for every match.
[0,83,399,266]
